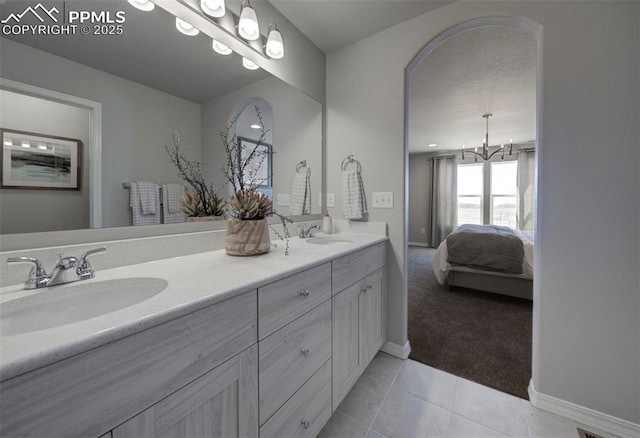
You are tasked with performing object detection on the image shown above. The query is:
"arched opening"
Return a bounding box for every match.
[404,17,541,399]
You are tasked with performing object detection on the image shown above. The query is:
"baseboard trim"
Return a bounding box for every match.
[380,340,411,359]
[528,380,640,438]
[408,241,431,247]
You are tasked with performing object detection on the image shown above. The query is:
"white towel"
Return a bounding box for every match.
[289,167,311,215]
[162,183,186,224]
[341,168,368,220]
[130,182,161,226]
[136,181,159,215]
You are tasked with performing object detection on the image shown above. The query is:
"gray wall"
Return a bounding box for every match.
[201,76,323,216]
[0,38,201,229]
[326,0,639,423]
[0,90,91,233]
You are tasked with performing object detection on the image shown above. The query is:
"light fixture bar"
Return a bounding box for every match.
[156,0,269,63]
[127,0,155,12]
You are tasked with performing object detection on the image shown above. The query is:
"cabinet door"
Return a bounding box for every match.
[113,345,258,438]
[363,267,386,364]
[332,281,365,409]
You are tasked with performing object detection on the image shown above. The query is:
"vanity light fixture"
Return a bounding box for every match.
[212,39,232,55]
[238,0,260,41]
[3,140,12,146]
[265,23,284,59]
[461,113,513,162]
[200,0,225,18]
[127,0,155,12]
[250,124,261,129]
[428,143,437,148]
[21,141,31,148]
[176,17,200,36]
[242,57,259,70]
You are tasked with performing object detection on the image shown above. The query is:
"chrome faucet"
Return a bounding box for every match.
[7,247,107,290]
[298,224,320,238]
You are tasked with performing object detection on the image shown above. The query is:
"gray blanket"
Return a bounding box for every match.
[446,224,524,274]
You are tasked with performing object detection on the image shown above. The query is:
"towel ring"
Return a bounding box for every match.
[341,155,361,172]
[296,160,308,172]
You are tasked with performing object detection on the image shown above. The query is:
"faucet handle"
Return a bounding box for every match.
[77,247,107,279]
[7,257,48,289]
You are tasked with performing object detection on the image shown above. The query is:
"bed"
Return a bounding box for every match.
[432,224,534,300]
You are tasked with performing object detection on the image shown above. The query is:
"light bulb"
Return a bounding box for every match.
[212,39,232,55]
[127,0,154,12]
[238,0,259,40]
[176,17,199,36]
[266,24,284,59]
[242,57,259,70]
[201,0,225,18]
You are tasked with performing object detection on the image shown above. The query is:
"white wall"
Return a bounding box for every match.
[326,0,639,424]
[0,90,91,233]
[0,38,201,229]
[201,75,323,216]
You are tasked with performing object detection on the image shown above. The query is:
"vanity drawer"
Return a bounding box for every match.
[332,250,365,294]
[258,262,331,340]
[363,242,386,274]
[260,359,332,438]
[259,300,331,425]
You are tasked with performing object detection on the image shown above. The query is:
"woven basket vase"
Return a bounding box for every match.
[225,218,270,256]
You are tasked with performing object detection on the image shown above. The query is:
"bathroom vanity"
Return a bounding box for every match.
[0,233,387,437]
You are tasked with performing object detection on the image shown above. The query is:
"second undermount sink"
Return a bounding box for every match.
[305,236,353,245]
[0,277,168,336]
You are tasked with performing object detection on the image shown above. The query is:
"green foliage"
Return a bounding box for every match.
[227,189,272,220]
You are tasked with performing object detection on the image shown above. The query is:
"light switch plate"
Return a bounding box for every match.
[372,192,393,208]
[277,193,290,206]
[327,193,335,208]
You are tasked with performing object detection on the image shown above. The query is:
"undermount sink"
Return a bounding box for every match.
[305,236,353,245]
[0,277,168,336]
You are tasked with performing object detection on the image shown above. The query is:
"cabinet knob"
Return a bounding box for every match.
[301,420,310,429]
[301,348,310,357]
[299,290,310,298]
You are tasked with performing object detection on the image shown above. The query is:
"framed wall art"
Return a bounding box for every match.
[1,128,81,190]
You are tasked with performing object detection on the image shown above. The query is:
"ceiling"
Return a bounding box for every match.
[268,0,452,53]
[1,1,535,148]
[408,26,537,154]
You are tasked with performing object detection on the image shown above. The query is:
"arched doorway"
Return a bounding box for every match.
[404,17,540,399]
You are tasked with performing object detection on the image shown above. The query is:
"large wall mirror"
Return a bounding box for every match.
[0,0,323,244]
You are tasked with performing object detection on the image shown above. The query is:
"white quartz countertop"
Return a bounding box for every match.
[0,233,387,381]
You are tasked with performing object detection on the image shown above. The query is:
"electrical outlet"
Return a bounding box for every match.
[327,193,335,208]
[277,193,290,206]
[372,192,393,208]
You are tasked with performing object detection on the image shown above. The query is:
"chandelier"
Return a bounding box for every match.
[127,0,284,70]
[461,114,513,162]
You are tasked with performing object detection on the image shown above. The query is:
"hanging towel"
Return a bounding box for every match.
[162,183,187,224]
[130,182,161,226]
[289,167,311,215]
[341,167,368,220]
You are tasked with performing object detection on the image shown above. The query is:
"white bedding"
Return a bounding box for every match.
[432,230,534,284]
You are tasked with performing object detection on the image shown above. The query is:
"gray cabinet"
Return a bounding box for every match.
[113,345,258,438]
[331,243,387,409]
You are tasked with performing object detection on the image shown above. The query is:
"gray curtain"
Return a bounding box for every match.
[517,149,536,231]
[427,156,458,247]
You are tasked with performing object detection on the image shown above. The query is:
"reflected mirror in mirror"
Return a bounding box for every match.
[0,0,322,237]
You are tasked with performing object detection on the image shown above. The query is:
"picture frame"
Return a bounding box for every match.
[1,128,81,190]
[239,137,272,188]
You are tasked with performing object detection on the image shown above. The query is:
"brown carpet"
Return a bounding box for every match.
[407,246,532,399]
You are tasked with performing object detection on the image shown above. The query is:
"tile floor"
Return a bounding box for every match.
[318,352,607,438]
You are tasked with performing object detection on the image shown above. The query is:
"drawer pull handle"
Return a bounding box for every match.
[301,348,310,357]
[301,420,310,429]
[299,290,310,298]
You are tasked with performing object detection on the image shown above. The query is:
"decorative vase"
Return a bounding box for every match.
[225,218,271,256]
[186,216,225,222]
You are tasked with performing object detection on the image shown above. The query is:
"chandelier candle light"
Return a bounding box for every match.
[461,113,513,162]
